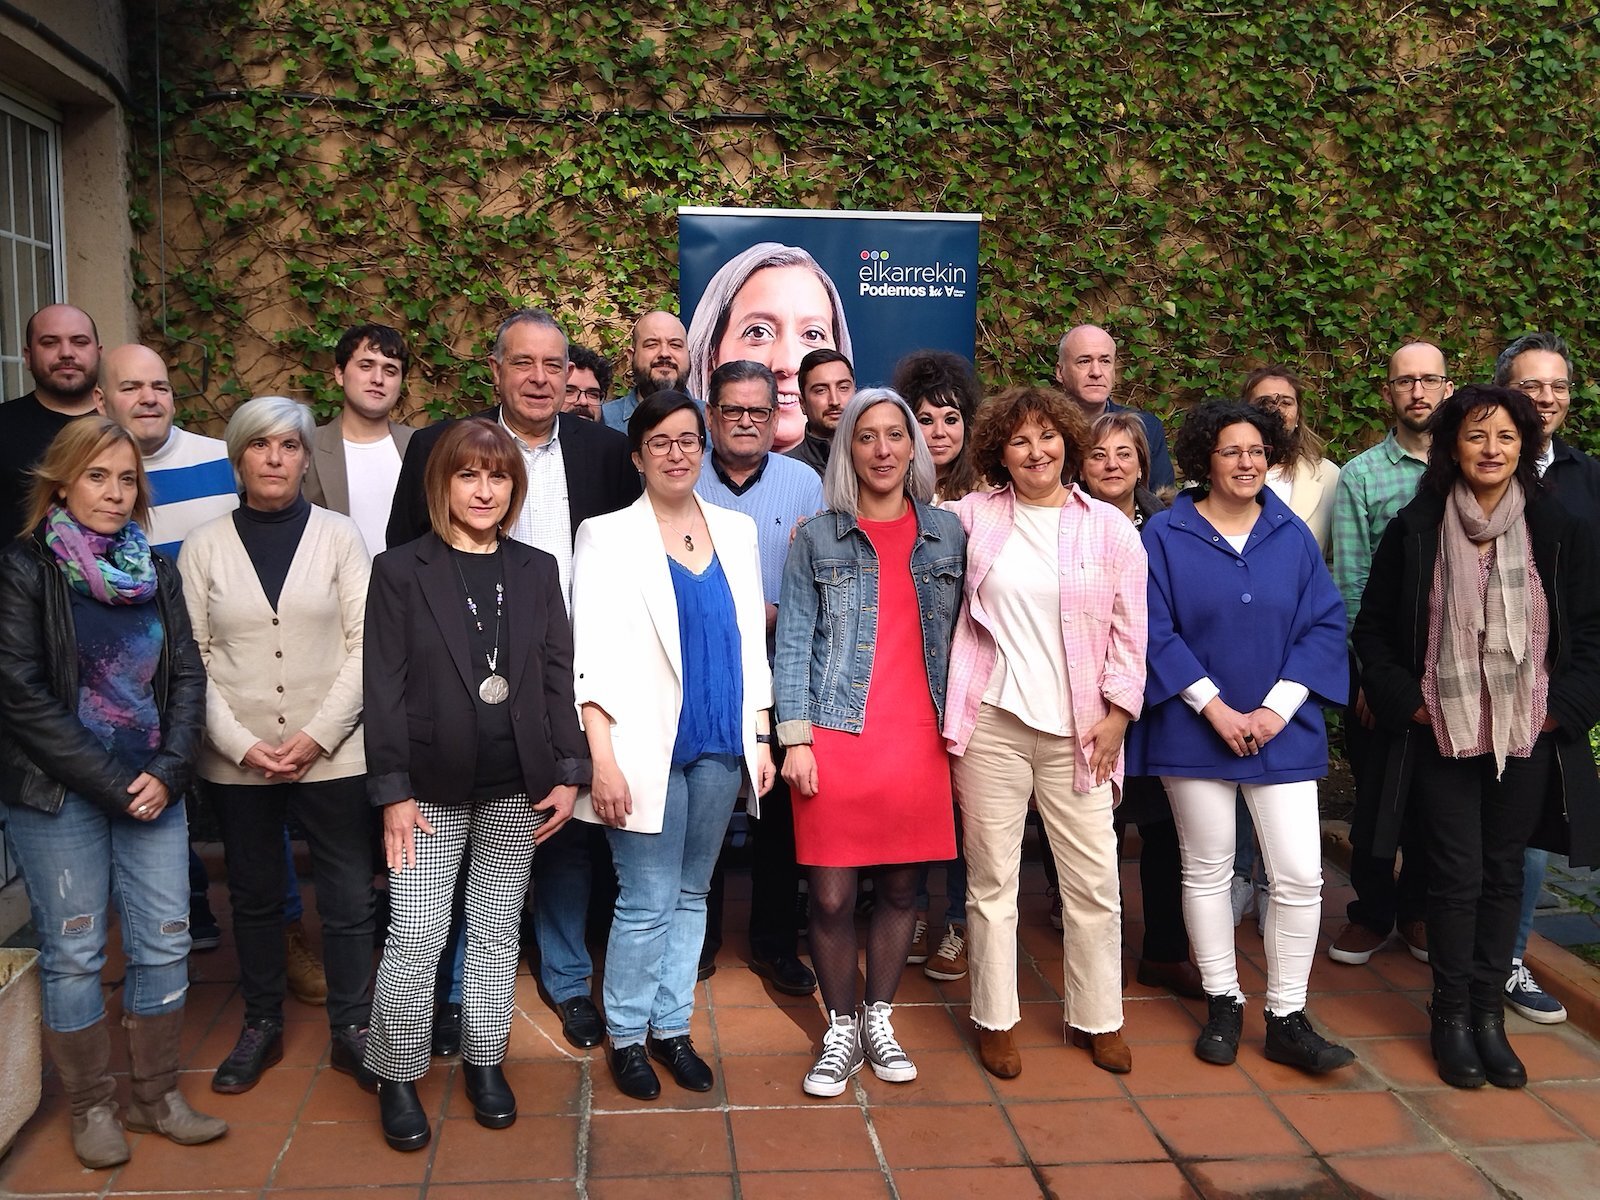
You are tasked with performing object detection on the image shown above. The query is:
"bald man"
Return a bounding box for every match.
[95,343,236,556]
[1055,324,1174,489]
[0,303,102,536]
[601,310,695,431]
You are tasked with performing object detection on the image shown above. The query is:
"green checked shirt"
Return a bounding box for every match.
[1330,429,1428,632]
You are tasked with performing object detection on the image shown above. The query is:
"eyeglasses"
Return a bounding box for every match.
[1515,378,1572,398]
[714,404,774,424]
[1251,393,1297,410]
[565,385,603,404]
[1387,374,1450,391]
[1213,446,1271,462]
[642,433,704,457]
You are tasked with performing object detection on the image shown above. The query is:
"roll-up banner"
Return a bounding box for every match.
[678,206,982,453]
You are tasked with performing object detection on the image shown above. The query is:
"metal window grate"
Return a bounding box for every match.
[0,91,65,404]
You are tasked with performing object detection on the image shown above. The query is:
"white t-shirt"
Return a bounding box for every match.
[344,436,403,557]
[979,502,1073,736]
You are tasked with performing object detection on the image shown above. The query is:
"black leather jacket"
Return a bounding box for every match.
[0,532,206,816]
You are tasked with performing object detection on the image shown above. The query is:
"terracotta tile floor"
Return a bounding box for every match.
[5,844,1600,1198]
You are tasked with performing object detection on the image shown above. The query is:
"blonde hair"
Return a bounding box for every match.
[22,417,151,537]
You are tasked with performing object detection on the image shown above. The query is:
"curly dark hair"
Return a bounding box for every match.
[894,350,984,499]
[1172,400,1287,488]
[968,386,1088,489]
[567,343,614,399]
[1419,384,1545,499]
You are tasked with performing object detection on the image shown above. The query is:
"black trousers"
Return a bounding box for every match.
[1345,656,1429,934]
[209,777,376,1029]
[705,771,803,962]
[1412,733,1552,1014]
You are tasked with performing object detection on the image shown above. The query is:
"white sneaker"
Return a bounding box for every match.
[803,1011,863,1097]
[1230,876,1256,927]
[861,1001,917,1083]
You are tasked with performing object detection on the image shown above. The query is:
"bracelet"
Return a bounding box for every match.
[755,733,775,745]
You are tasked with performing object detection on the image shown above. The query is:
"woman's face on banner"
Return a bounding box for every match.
[714,264,837,452]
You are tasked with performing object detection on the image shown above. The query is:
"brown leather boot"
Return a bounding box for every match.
[123,1010,228,1145]
[1070,1027,1133,1074]
[976,1027,1022,1079]
[42,1022,130,1169]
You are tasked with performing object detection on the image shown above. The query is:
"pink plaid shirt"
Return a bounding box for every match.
[943,485,1148,793]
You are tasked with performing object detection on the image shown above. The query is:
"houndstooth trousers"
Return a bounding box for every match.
[364,793,550,1081]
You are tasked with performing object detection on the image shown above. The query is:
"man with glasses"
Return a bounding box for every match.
[1328,342,1455,968]
[786,349,855,477]
[1489,331,1600,1025]
[696,360,825,995]
[562,344,613,421]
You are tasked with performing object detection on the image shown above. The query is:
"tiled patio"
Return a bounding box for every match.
[4,839,1600,1199]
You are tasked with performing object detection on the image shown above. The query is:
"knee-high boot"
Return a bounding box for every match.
[123,1010,228,1145]
[41,1021,131,1168]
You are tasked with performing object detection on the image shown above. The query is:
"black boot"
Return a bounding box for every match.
[1429,1007,1486,1088]
[377,1079,430,1151]
[1263,1009,1356,1074]
[462,1063,517,1128]
[1472,1010,1526,1089]
[1194,994,1244,1065]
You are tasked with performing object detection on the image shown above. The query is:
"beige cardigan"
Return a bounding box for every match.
[179,506,370,785]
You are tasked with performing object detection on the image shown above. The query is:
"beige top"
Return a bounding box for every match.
[179,506,370,785]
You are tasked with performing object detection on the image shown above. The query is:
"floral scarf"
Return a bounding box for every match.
[43,504,157,604]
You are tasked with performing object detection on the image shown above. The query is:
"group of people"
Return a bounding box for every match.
[2,297,1597,1169]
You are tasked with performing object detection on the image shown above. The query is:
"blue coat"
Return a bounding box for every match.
[1128,490,1347,783]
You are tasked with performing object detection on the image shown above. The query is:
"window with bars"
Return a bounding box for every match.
[0,91,65,404]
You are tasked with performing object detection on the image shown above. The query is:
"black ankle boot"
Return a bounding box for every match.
[1471,1010,1526,1089]
[1429,1008,1486,1089]
[462,1062,517,1127]
[1195,994,1244,1065]
[377,1079,430,1151]
[1264,1009,1356,1074]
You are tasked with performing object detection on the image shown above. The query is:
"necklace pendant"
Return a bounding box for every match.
[479,673,510,705]
[684,533,695,552]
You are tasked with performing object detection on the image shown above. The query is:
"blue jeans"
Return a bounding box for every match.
[5,792,191,1032]
[531,817,596,1003]
[1514,846,1549,961]
[915,799,968,924]
[603,754,740,1046]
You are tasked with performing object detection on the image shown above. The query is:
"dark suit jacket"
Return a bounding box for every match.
[304,418,414,515]
[364,532,590,807]
[385,409,641,549]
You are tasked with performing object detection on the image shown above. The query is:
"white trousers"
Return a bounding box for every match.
[1162,777,1322,1014]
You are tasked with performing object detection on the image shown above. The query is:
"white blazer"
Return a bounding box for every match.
[1282,455,1342,558]
[570,492,774,833]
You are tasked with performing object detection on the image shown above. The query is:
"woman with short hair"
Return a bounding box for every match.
[180,395,375,1096]
[0,417,224,1168]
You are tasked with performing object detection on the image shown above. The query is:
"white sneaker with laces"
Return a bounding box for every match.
[802,1011,863,1097]
[861,1001,917,1083]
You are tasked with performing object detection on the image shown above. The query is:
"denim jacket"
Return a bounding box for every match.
[774,500,966,743]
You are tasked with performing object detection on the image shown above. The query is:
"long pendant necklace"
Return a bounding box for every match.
[455,556,509,704]
[657,510,700,552]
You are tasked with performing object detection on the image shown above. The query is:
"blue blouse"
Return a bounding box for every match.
[669,554,743,766]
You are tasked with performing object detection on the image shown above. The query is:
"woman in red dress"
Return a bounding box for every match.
[774,387,967,1097]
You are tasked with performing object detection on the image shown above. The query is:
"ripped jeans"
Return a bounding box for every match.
[3,791,192,1032]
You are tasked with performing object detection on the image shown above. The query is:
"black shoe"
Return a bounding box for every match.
[608,1041,661,1100]
[329,1025,378,1093]
[1472,1011,1527,1089]
[1264,1009,1355,1074]
[1430,1009,1486,1088]
[377,1079,430,1152]
[646,1034,714,1092]
[697,954,717,982]
[1195,994,1243,1065]
[555,996,603,1049]
[462,1062,517,1128]
[431,1002,461,1057]
[212,1019,284,1093]
[749,953,817,996]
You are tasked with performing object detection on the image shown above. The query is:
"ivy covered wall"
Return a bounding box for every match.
[128,1,1600,454]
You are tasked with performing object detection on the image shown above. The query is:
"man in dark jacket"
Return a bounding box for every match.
[1490,331,1600,1024]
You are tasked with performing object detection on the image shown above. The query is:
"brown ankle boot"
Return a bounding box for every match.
[976,1027,1022,1078]
[42,1022,130,1169]
[1070,1027,1133,1074]
[123,1011,228,1145]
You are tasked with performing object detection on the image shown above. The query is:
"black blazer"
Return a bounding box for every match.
[385,409,641,550]
[364,532,590,807]
[1352,487,1600,866]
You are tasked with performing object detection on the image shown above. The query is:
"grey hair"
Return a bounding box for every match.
[225,396,316,476]
[708,359,778,408]
[491,308,566,361]
[686,242,854,401]
[821,387,936,517]
[1493,331,1573,386]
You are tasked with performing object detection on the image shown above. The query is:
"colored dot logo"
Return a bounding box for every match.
[858,250,891,260]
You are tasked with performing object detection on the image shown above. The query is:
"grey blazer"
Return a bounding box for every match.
[304,418,414,515]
